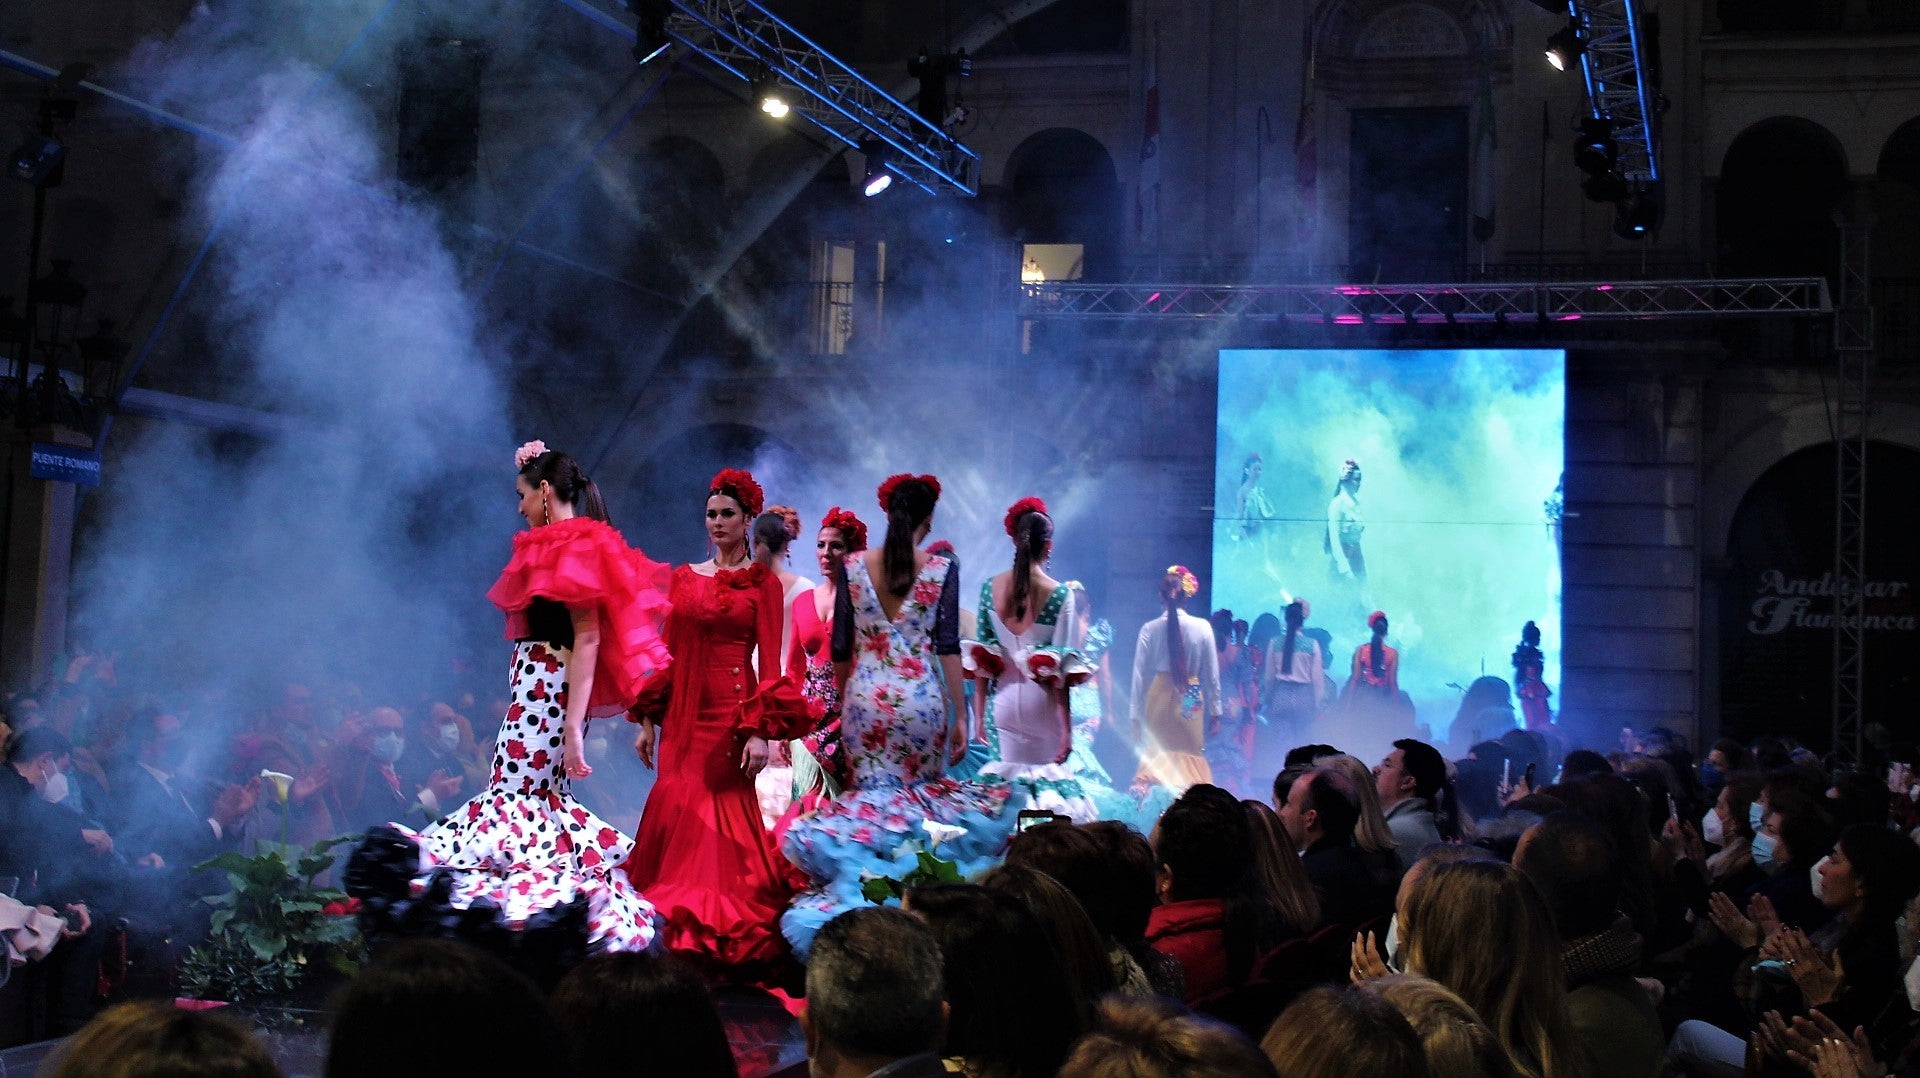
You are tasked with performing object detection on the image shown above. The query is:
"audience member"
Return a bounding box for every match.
[48,1000,281,1078]
[980,864,1117,1023]
[327,706,452,831]
[1374,739,1454,870]
[1004,822,1156,995]
[1145,784,1262,1000]
[1260,985,1431,1078]
[1359,974,1512,1078]
[801,907,947,1078]
[1514,812,1665,1077]
[327,940,566,1077]
[1387,859,1579,1078]
[1058,996,1278,1078]
[1241,799,1320,939]
[1079,820,1185,998]
[1314,753,1403,888]
[1279,767,1396,924]
[551,951,736,1078]
[906,883,1082,1078]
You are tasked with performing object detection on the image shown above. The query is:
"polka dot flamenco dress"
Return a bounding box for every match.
[348,516,670,955]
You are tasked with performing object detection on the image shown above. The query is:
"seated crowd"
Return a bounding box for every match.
[19,669,1920,1078]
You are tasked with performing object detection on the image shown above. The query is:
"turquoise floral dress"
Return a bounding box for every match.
[779,555,1018,958]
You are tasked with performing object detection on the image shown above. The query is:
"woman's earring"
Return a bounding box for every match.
[542,492,551,526]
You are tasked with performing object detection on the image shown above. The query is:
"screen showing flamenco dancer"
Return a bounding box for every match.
[1213,348,1564,756]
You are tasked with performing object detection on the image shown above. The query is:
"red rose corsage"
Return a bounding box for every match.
[1003,496,1048,537]
[820,506,870,552]
[709,468,765,518]
[876,473,942,513]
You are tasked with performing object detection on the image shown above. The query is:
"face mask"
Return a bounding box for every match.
[1700,762,1722,789]
[1752,830,1780,874]
[1385,914,1404,972]
[1749,801,1765,831]
[1906,956,1920,1012]
[437,725,461,751]
[40,770,68,805]
[1811,855,1831,903]
[371,734,405,764]
[1702,808,1725,846]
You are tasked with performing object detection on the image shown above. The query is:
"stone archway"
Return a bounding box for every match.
[1716,117,1849,282]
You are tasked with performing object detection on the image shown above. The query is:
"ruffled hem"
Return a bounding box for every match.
[982,761,1099,823]
[778,777,1019,959]
[344,818,659,956]
[643,881,792,966]
[487,517,671,717]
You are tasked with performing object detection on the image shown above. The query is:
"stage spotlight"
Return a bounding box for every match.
[1613,189,1661,239]
[1545,19,1586,71]
[860,141,893,197]
[7,134,65,186]
[752,70,790,118]
[630,0,670,65]
[1573,116,1617,175]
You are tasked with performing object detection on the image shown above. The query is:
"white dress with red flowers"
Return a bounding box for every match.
[415,640,659,952]
[779,555,1018,959]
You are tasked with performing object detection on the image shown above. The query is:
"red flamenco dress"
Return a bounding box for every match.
[345,516,670,958]
[625,563,814,969]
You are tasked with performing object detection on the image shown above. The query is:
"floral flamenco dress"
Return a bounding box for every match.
[780,555,1019,959]
[971,581,1099,822]
[1066,618,1129,820]
[625,563,814,970]
[345,516,670,956]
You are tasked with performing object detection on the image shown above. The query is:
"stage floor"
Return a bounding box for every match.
[0,989,807,1077]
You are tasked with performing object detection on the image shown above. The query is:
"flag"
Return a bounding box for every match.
[1471,42,1499,243]
[1137,23,1161,246]
[1293,52,1317,203]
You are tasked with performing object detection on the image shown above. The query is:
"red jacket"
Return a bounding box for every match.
[1146,898,1233,1001]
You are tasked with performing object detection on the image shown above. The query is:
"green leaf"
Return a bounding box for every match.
[209,910,234,935]
[860,877,899,904]
[195,852,261,877]
[248,932,286,961]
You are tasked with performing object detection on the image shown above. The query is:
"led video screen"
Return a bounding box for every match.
[1213,348,1565,755]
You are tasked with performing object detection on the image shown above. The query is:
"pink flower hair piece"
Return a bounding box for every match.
[514,440,550,470]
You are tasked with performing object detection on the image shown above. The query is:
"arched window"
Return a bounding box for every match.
[1716,119,1848,282]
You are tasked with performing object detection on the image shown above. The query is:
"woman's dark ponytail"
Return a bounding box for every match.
[879,478,937,598]
[1280,601,1304,674]
[1163,578,1188,686]
[520,451,610,525]
[1369,613,1388,680]
[1008,511,1052,619]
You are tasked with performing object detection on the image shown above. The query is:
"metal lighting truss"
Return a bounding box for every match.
[1016,278,1830,323]
[563,0,978,195]
[1831,216,1874,766]
[1570,0,1660,185]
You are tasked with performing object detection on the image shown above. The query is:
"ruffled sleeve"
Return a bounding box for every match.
[486,517,672,718]
[736,674,819,741]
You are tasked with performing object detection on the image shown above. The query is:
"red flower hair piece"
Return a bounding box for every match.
[820,506,869,552]
[1369,610,1389,631]
[876,473,942,514]
[709,468,764,518]
[1003,496,1049,537]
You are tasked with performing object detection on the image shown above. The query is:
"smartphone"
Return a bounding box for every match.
[1667,793,1679,821]
[1016,809,1066,833]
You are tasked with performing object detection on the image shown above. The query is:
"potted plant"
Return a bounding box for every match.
[178,835,366,1008]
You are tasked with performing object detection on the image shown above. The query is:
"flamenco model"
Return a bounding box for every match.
[346,442,670,957]
[625,468,816,973]
[780,474,1019,957]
